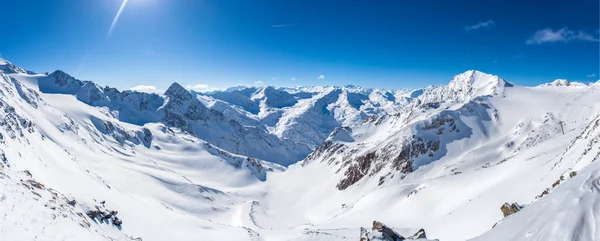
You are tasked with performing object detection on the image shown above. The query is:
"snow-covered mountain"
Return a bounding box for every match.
[537,78,588,87]
[37,69,310,165]
[203,84,415,148]
[1,56,599,241]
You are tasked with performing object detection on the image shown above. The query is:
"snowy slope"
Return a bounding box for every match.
[1,56,599,241]
[0,70,277,241]
[472,113,600,241]
[251,71,600,241]
[472,160,600,241]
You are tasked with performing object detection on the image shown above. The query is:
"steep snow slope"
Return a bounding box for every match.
[472,113,600,241]
[472,160,600,241]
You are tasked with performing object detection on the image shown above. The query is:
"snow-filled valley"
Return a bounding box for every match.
[1,57,599,241]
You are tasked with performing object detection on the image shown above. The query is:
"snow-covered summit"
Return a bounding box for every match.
[251,86,298,108]
[538,78,587,87]
[40,70,85,94]
[447,70,511,97]
[164,82,193,99]
[0,57,28,74]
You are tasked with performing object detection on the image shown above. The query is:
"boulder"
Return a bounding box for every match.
[500,202,521,217]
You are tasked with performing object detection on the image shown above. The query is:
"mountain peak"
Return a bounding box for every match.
[539,79,587,87]
[164,82,191,99]
[447,70,512,97]
[0,57,27,74]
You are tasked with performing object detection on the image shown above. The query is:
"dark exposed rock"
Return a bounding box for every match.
[500,202,521,217]
[570,171,577,178]
[337,152,376,190]
[552,178,561,188]
[86,205,123,228]
[25,179,45,189]
[411,228,427,239]
[21,170,32,178]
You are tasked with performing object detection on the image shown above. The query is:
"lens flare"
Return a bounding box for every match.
[108,0,128,38]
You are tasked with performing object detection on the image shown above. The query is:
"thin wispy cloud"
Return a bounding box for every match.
[587,73,597,78]
[317,75,325,80]
[465,20,495,31]
[130,85,159,93]
[271,24,294,28]
[527,28,599,44]
[254,81,265,86]
[290,77,296,81]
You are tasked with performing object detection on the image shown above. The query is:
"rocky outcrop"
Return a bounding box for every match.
[85,201,123,228]
[410,228,427,239]
[500,202,521,217]
[337,151,376,190]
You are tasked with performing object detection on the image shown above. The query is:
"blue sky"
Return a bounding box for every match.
[0,0,598,92]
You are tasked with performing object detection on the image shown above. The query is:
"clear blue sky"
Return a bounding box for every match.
[0,0,598,91]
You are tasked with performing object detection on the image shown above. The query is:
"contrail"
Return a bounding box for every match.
[108,0,128,38]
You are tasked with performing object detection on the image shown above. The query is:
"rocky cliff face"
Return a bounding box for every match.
[304,71,507,190]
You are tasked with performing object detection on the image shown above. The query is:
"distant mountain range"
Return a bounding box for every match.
[1,57,599,241]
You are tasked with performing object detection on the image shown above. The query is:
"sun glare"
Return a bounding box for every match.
[107,0,128,38]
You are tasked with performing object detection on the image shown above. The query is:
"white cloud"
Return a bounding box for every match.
[185,84,216,92]
[527,28,599,44]
[130,85,159,93]
[290,77,296,81]
[254,81,265,86]
[465,20,495,31]
[587,73,597,78]
[317,75,325,80]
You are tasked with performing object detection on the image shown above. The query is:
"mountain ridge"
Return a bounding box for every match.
[1,57,599,241]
